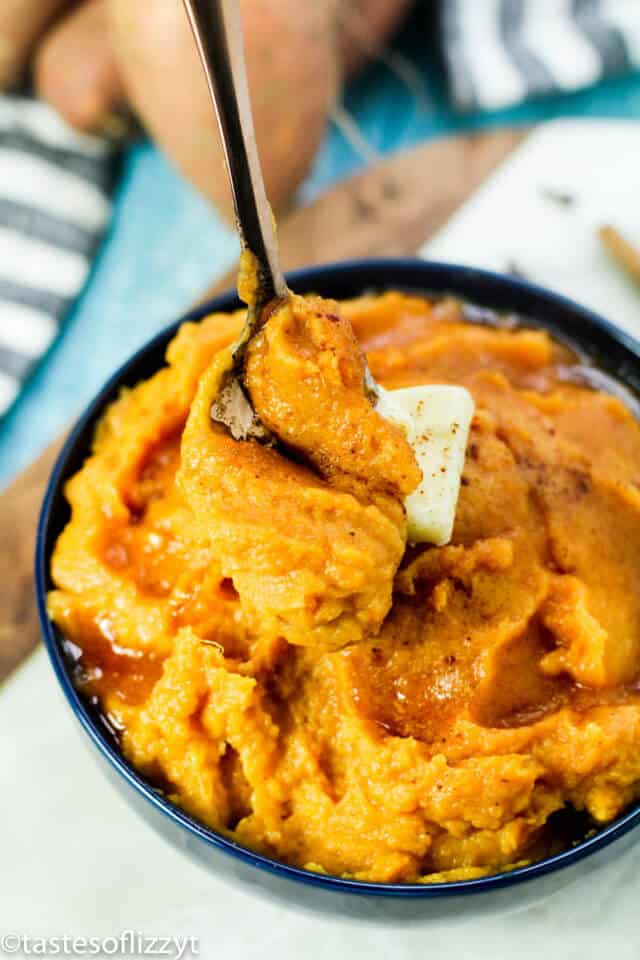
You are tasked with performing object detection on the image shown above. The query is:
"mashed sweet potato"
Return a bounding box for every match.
[48,291,640,883]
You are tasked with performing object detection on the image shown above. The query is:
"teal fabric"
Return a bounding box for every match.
[1,18,639,488]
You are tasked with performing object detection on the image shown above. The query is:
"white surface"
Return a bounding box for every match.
[3,119,640,956]
[422,119,640,341]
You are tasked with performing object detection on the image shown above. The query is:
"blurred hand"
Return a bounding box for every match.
[1,0,411,219]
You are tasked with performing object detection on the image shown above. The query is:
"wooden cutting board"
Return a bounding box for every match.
[0,128,525,684]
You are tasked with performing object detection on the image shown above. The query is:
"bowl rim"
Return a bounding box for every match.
[35,257,640,898]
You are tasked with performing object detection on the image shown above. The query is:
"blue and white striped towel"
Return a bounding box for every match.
[0,95,117,416]
[441,0,640,112]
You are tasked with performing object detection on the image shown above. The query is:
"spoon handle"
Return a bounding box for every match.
[182,0,287,300]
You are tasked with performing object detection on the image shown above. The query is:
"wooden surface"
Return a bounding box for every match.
[0,128,525,685]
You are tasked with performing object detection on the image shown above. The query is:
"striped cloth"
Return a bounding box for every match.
[0,95,117,416]
[441,0,640,112]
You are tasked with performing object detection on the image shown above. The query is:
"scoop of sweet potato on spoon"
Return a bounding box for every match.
[178,293,418,651]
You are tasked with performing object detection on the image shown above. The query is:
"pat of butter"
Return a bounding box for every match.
[377,385,475,546]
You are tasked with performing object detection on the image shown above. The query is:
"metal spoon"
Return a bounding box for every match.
[182,0,287,440]
[182,0,385,439]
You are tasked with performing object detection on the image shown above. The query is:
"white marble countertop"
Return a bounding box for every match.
[2,120,640,957]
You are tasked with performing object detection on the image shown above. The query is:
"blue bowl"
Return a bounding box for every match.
[36,259,640,919]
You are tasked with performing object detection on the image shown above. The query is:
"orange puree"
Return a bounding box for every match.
[48,291,640,883]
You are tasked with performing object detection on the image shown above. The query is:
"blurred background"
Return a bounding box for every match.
[1,0,639,487]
